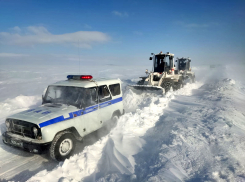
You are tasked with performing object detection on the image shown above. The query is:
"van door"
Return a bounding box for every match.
[98,85,113,126]
[76,87,100,135]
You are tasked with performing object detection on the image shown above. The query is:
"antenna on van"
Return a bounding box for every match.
[78,40,81,74]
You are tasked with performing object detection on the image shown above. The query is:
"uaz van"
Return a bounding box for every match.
[2,75,124,161]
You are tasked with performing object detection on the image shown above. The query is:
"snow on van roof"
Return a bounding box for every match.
[50,78,121,88]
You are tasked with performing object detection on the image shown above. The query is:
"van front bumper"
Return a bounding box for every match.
[2,132,51,154]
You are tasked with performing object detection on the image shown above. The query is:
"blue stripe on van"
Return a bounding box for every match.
[39,97,122,128]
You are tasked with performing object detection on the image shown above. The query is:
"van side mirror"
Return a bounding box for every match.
[151,53,154,55]
[42,95,44,104]
[149,57,152,60]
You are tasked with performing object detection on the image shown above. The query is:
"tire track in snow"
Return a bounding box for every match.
[0,155,43,181]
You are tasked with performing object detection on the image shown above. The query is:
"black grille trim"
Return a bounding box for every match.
[7,119,41,139]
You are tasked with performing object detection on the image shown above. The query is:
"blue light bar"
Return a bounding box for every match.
[67,75,73,79]
[67,75,93,80]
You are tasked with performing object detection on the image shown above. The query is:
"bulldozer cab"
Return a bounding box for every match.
[152,53,174,73]
[177,58,191,71]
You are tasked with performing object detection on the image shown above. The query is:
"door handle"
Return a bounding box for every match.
[108,102,111,105]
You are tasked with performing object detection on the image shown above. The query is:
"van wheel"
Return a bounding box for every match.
[112,115,118,123]
[110,115,119,128]
[49,131,76,161]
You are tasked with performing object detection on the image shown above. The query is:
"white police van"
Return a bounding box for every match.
[2,75,124,161]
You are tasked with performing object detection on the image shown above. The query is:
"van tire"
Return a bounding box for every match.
[111,115,119,128]
[49,131,76,161]
[112,110,121,118]
[112,115,119,123]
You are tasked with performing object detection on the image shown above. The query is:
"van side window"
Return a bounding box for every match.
[98,85,111,103]
[81,87,97,107]
[109,84,121,96]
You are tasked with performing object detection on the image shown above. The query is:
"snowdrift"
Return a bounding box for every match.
[1,64,245,181]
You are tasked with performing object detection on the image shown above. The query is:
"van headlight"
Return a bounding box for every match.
[5,120,11,130]
[33,127,38,137]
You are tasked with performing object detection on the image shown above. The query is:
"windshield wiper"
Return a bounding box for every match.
[46,95,55,101]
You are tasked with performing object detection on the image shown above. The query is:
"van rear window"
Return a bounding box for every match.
[98,85,111,103]
[109,84,121,96]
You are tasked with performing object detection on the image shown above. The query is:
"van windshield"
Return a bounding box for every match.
[43,86,97,108]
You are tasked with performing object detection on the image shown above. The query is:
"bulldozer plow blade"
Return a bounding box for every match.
[127,85,164,95]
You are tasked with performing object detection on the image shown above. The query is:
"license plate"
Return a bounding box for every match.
[11,139,23,147]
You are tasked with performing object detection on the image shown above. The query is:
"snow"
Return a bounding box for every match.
[1,64,245,181]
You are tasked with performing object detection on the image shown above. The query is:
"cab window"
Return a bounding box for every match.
[179,60,186,70]
[82,87,97,107]
[109,84,121,96]
[98,85,111,103]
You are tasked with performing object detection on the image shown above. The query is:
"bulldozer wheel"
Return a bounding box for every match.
[161,80,173,93]
[174,80,183,90]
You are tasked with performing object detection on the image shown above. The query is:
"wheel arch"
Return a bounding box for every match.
[53,127,83,142]
[111,110,121,119]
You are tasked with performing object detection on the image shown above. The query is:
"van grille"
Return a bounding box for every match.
[7,119,40,139]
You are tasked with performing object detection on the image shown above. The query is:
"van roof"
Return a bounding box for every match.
[50,78,121,88]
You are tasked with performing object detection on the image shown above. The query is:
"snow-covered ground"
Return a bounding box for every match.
[1,64,245,181]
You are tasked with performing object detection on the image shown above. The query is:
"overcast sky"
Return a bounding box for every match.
[0,0,245,67]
